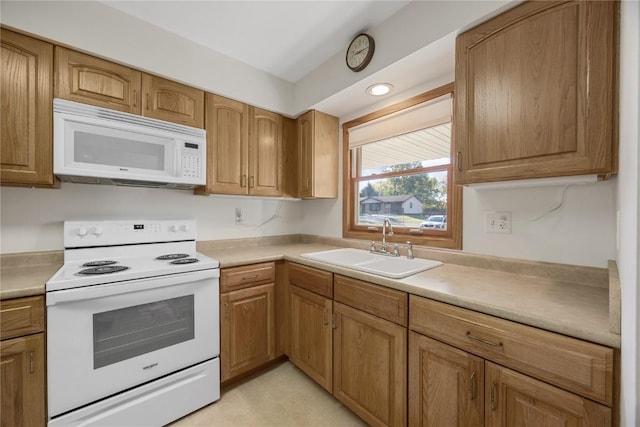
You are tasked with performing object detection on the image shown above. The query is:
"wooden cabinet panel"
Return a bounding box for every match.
[485,362,611,427]
[141,74,204,128]
[220,283,276,382]
[333,302,406,427]
[297,110,339,198]
[1,30,55,187]
[454,1,617,183]
[334,275,407,326]
[221,262,275,293]
[409,296,613,405]
[0,296,45,340]
[288,284,333,392]
[409,331,484,427]
[0,334,45,427]
[249,107,282,196]
[55,47,141,114]
[199,94,248,195]
[288,263,333,298]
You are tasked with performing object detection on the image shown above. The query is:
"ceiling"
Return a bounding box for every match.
[100,1,410,83]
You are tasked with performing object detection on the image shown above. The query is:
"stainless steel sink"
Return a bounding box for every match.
[300,248,442,279]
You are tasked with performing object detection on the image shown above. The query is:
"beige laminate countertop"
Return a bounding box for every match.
[0,242,619,349]
[199,242,619,349]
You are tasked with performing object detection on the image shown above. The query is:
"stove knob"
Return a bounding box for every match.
[181,224,190,232]
[93,226,104,236]
[76,226,88,237]
[169,225,177,232]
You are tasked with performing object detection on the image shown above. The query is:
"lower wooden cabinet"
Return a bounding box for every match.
[220,283,275,382]
[220,262,277,383]
[334,302,406,427]
[0,333,45,427]
[409,331,483,427]
[288,284,333,392]
[485,362,611,427]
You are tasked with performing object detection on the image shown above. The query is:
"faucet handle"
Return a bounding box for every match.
[393,244,400,257]
[406,241,414,259]
[370,240,376,253]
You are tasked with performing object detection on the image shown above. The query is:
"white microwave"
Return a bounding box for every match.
[53,98,206,189]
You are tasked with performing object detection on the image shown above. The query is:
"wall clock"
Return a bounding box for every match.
[345,33,375,72]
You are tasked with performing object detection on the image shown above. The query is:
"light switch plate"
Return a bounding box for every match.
[485,211,512,233]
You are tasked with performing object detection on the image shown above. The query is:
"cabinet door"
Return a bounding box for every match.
[220,283,276,382]
[0,334,45,427]
[288,285,333,392]
[141,74,204,128]
[199,94,248,195]
[455,1,617,183]
[485,362,611,427]
[249,107,282,196]
[333,302,406,427]
[55,47,141,114]
[297,110,314,198]
[1,30,55,187]
[409,331,483,427]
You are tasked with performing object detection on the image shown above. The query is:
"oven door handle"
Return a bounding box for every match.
[46,269,219,306]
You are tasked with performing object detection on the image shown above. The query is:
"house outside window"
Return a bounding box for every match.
[342,83,461,249]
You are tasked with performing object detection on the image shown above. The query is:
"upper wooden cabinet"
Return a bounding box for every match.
[56,48,204,128]
[141,74,204,128]
[454,1,618,184]
[55,47,142,114]
[1,29,55,187]
[198,94,282,196]
[249,107,283,196]
[297,110,339,198]
[199,94,248,195]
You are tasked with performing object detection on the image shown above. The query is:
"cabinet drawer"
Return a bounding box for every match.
[1,296,45,340]
[334,275,407,326]
[288,263,333,298]
[221,262,275,293]
[409,296,613,406]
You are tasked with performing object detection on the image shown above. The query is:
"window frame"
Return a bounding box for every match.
[341,83,462,250]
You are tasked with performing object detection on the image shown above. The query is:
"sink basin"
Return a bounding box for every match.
[300,248,442,279]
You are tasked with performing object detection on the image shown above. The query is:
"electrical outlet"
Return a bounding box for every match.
[485,211,512,234]
[235,208,242,224]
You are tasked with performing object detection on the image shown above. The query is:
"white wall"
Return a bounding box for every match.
[0,184,302,253]
[616,1,639,425]
[463,180,616,268]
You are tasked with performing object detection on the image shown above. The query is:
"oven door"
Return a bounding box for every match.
[46,269,219,418]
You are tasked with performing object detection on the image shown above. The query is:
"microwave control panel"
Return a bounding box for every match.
[181,142,202,179]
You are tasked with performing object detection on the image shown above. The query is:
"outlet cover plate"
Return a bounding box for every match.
[485,211,512,234]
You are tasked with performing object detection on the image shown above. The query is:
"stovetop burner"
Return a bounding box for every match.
[82,260,118,267]
[156,253,190,261]
[170,258,199,265]
[77,265,130,275]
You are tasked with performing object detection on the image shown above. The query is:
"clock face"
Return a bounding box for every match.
[346,34,375,72]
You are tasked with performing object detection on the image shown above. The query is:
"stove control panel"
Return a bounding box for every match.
[65,219,197,248]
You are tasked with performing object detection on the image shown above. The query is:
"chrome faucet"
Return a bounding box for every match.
[381,218,394,252]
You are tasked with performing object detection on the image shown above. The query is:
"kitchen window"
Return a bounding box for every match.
[342,83,461,249]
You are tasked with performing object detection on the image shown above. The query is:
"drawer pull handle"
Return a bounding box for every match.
[322,310,328,325]
[469,371,476,400]
[466,331,503,347]
[241,275,259,282]
[490,382,497,411]
[29,351,34,374]
[224,302,230,319]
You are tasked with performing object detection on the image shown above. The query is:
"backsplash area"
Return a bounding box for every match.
[0,183,302,254]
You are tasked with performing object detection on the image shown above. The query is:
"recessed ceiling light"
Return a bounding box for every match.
[366,83,393,96]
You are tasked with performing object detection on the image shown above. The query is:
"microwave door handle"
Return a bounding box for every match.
[175,140,182,177]
[46,269,218,306]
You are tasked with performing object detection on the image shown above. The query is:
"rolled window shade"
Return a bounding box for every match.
[348,93,452,149]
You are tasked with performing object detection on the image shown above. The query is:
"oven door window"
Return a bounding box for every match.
[93,295,194,369]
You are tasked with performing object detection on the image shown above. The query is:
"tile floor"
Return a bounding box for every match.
[170,361,366,426]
